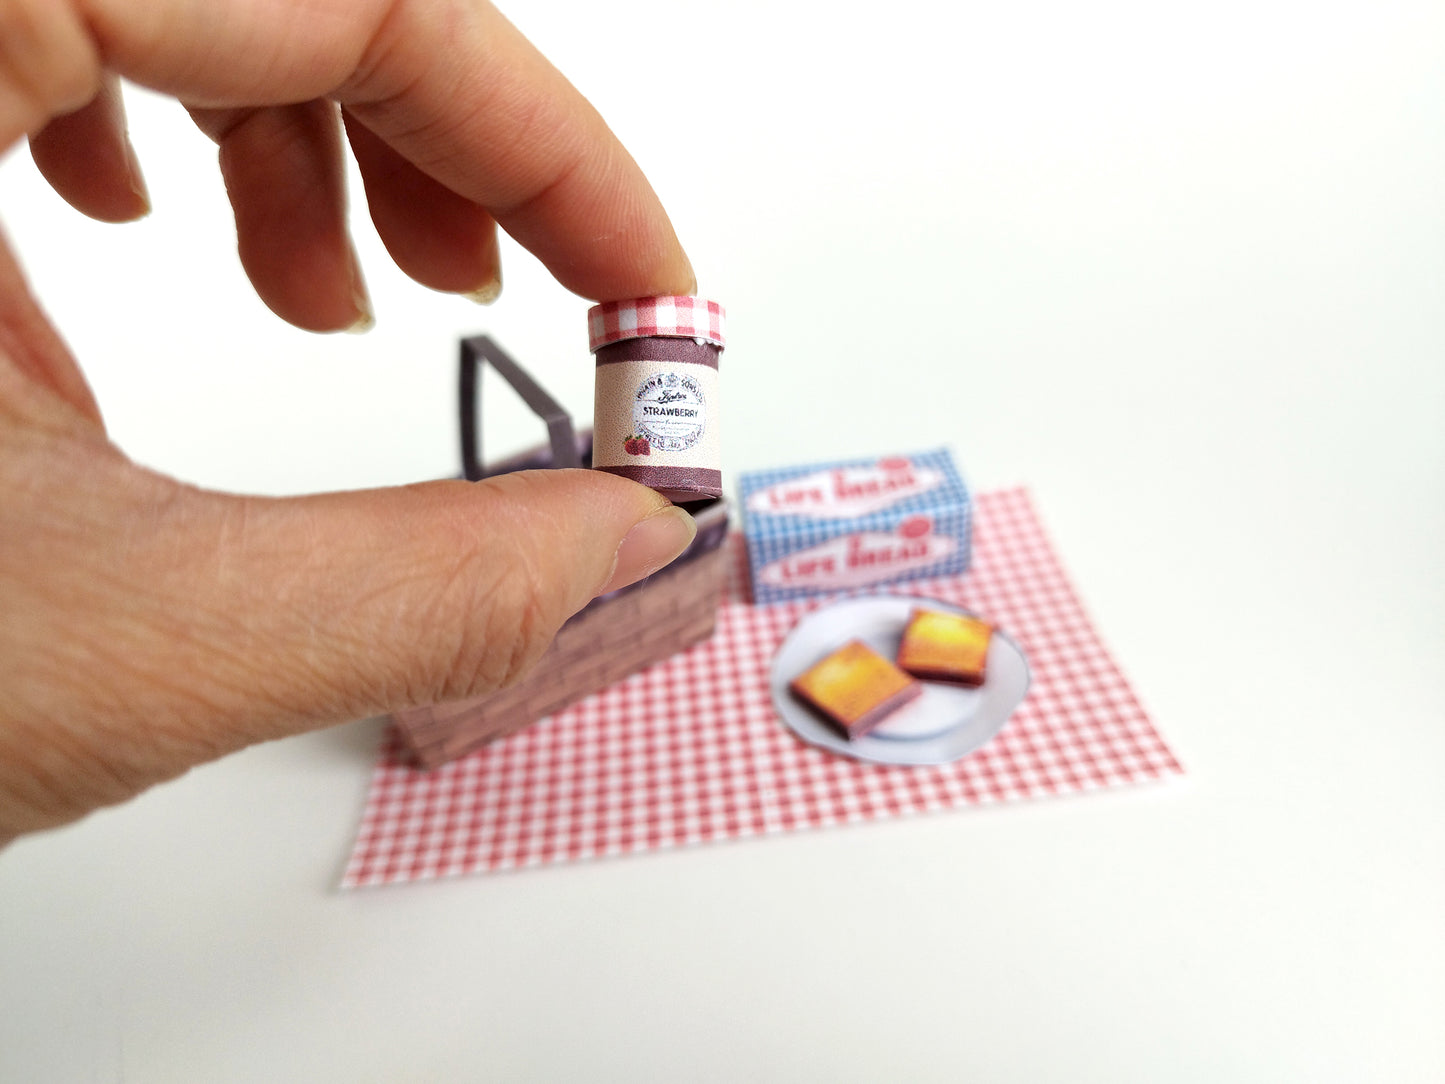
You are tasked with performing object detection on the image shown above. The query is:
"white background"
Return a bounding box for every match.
[2,0,1442,1079]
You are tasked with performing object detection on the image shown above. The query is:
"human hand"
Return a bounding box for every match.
[0,0,699,844]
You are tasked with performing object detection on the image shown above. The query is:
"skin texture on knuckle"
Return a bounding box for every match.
[336,0,438,110]
[411,475,576,705]
[0,0,99,148]
[0,432,226,839]
[76,0,390,107]
[469,534,556,695]
[1,610,235,838]
[0,605,155,841]
[180,476,584,724]
[336,4,628,234]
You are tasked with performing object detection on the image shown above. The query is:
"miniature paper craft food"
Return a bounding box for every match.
[896,609,993,686]
[788,639,924,739]
[739,449,971,604]
[590,296,725,502]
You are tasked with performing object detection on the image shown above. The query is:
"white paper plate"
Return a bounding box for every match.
[769,595,1031,766]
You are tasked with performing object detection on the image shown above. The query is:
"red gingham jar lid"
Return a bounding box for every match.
[588,296,726,353]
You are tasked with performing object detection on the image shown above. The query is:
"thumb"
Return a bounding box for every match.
[0,457,695,840]
[190,468,699,729]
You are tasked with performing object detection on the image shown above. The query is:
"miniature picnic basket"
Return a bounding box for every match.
[390,336,730,768]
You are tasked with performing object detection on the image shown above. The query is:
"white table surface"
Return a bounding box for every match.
[2,1,1442,1080]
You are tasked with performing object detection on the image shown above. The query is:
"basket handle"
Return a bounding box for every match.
[458,335,580,482]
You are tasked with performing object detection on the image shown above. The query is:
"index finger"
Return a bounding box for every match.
[12,0,694,301]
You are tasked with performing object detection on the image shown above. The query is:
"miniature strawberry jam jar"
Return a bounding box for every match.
[588,296,726,502]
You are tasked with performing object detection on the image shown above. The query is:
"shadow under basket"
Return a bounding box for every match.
[391,335,730,769]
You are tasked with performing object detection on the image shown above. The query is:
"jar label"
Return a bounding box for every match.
[594,359,720,471]
[633,371,706,450]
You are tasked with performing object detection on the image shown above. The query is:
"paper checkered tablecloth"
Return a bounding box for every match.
[342,488,1182,887]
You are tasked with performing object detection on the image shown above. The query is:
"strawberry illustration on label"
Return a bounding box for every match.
[623,434,651,456]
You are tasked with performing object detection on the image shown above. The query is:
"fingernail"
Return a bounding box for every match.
[463,269,502,306]
[344,246,375,333]
[123,136,151,217]
[597,506,696,596]
[345,307,375,334]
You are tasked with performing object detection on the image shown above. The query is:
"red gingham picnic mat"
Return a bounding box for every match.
[342,488,1182,887]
